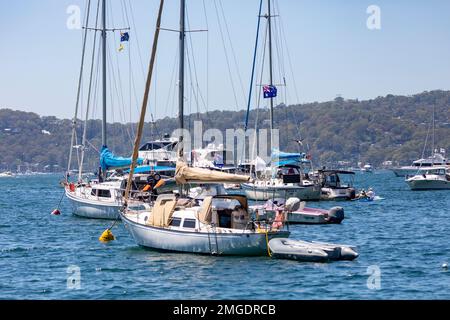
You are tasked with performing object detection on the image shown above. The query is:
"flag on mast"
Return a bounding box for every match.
[120,32,130,42]
[263,85,277,98]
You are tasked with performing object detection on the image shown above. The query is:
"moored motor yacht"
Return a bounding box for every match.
[391,151,449,177]
[406,167,450,190]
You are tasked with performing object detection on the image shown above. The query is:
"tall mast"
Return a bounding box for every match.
[67,0,92,179]
[267,0,274,143]
[101,0,107,149]
[431,104,435,156]
[124,0,165,203]
[178,0,186,157]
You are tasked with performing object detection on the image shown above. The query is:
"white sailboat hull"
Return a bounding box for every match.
[65,189,121,220]
[241,184,321,201]
[120,212,289,256]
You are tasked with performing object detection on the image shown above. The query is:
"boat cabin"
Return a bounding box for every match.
[274,165,302,184]
[159,195,251,231]
[414,167,449,177]
[317,170,355,188]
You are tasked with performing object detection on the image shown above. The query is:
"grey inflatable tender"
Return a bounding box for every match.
[327,206,345,224]
[269,238,358,262]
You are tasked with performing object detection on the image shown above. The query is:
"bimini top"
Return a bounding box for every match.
[175,161,251,184]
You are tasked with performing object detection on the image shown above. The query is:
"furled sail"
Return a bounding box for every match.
[271,149,308,167]
[175,161,251,184]
[100,146,143,170]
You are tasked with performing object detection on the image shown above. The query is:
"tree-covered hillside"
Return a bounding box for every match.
[1,90,449,172]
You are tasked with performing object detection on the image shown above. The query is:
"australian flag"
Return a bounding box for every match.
[120,32,130,42]
[263,85,277,98]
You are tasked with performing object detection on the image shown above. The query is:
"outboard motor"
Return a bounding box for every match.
[328,206,344,224]
[348,188,356,200]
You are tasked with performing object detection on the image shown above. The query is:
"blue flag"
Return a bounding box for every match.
[263,85,277,98]
[120,32,130,42]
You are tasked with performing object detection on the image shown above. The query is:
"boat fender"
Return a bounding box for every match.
[328,207,344,223]
[142,184,152,192]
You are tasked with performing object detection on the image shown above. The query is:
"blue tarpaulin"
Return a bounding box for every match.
[100,146,143,171]
[125,165,175,174]
[271,149,309,167]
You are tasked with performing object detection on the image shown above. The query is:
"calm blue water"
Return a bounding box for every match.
[1,171,449,300]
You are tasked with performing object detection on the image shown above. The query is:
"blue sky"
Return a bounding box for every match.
[1,0,450,123]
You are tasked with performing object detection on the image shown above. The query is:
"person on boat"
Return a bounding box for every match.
[272,209,284,230]
[356,189,367,200]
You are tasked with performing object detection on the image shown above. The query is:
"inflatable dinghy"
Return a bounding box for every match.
[268,238,359,262]
[250,198,344,225]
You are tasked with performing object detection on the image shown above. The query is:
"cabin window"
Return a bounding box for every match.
[170,217,182,227]
[218,212,232,228]
[97,189,111,198]
[183,218,196,229]
[91,189,97,196]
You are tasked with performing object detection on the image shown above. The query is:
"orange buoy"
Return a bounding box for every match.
[51,209,61,215]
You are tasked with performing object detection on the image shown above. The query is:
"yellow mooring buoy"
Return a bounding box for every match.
[99,229,115,242]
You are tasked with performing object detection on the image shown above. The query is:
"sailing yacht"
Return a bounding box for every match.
[242,150,321,201]
[121,162,289,255]
[65,0,174,219]
[119,0,290,255]
[237,0,321,201]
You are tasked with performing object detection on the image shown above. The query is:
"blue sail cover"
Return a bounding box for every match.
[126,165,175,174]
[271,149,309,167]
[100,146,143,171]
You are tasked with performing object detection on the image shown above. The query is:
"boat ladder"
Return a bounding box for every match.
[208,223,220,256]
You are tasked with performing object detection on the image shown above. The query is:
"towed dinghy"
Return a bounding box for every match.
[268,238,359,262]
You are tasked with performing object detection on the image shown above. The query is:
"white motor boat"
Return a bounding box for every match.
[391,152,449,177]
[406,167,450,190]
[138,134,178,168]
[316,169,356,200]
[361,164,373,173]
[0,171,15,178]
